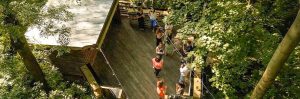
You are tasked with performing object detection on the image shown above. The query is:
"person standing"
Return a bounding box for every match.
[152,55,164,77]
[137,8,145,30]
[183,39,194,54]
[183,38,195,62]
[179,62,189,84]
[149,8,157,32]
[156,27,164,46]
[157,78,167,99]
[173,38,183,55]
[156,42,165,57]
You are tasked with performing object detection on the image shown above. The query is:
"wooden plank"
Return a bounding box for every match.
[193,77,201,99]
[119,0,130,4]
[101,18,181,98]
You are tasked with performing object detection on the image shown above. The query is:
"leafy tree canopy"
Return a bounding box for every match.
[0,0,91,98]
[165,0,300,98]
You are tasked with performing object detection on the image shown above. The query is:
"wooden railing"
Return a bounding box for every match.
[96,0,119,48]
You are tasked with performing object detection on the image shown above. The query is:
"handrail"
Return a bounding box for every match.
[96,0,119,48]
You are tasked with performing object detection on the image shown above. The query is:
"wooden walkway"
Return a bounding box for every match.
[101,18,181,99]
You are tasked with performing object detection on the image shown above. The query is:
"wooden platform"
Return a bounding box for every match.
[101,18,181,99]
[49,17,182,98]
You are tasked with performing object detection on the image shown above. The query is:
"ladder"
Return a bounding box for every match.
[119,0,131,17]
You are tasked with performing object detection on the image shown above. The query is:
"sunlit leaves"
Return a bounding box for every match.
[0,45,91,98]
[0,0,89,98]
[168,0,299,98]
[9,1,45,26]
[37,5,74,45]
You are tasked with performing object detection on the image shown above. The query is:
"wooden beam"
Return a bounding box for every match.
[80,65,103,98]
[96,0,119,48]
[193,77,201,99]
[193,68,202,99]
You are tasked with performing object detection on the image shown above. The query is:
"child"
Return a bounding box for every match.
[157,78,167,99]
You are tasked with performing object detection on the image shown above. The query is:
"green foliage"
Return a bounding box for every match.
[0,45,92,98]
[166,0,299,98]
[153,0,170,9]
[265,46,300,98]
[0,0,91,98]
[37,5,74,45]
[0,0,73,45]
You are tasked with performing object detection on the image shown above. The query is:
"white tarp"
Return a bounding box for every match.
[25,0,114,47]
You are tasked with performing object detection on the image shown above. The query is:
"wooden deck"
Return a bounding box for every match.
[101,18,181,99]
[49,17,182,98]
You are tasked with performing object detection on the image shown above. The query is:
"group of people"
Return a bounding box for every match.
[147,12,194,99]
[136,7,156,30]
[135,7,195,99]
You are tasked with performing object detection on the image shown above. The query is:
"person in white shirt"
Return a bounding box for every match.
[149,8,157,32]
[179,61,189,84]
[156,42,165,57]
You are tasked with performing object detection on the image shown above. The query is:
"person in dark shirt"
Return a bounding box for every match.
[137,8,145,30]
[183,40,194,57]
[156,27,164,46]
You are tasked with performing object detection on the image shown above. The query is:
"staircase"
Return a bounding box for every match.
[119,0,131,17]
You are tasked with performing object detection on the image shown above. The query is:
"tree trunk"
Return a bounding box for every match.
[10,32,50,93]
[4,2,50,91]
[251,10,300,98]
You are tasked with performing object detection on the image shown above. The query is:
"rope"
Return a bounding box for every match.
[157,22,216,98]
[156,23,185,58]
[166,35,184,58]
[201,79,215,99]
[99,48,129,99]
[201,71,215,99]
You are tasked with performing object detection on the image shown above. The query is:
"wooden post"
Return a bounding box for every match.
[96,0,119,49]
[193,68,202,99]
[82,45,98,65]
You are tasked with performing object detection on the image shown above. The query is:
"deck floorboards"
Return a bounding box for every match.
[101,18,181,99]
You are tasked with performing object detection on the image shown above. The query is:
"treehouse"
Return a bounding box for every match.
[25,0,201,98]
[25,0,123,98]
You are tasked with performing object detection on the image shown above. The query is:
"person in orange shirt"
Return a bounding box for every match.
[152,55,164,77]
[157,78,167,99]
